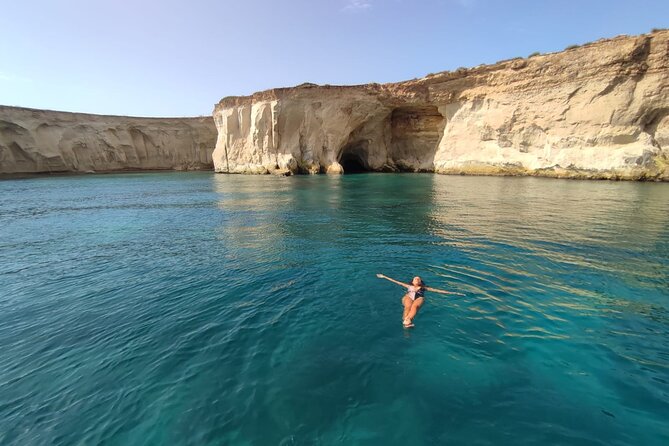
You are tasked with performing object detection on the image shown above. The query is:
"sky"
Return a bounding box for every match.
[0,0,667,117]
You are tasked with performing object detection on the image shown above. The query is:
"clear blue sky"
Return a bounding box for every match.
[1,0,666,117]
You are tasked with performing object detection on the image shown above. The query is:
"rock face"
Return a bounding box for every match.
[0,106,217,174]
[213,30,669,180]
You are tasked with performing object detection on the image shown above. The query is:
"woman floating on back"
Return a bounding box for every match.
[376,274,464,328]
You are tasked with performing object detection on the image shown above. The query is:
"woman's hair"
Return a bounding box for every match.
[412,276,426,288]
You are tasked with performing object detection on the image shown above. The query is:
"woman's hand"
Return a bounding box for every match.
[377,274,409,288]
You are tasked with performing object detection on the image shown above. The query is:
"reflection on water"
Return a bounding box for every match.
[0,172,667,445]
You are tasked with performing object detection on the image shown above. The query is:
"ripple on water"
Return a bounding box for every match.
[0,173,668,445]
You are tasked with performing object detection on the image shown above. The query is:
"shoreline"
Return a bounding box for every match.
[4,169,668,183]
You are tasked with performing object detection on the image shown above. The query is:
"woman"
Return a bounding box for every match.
[376,274,463,327]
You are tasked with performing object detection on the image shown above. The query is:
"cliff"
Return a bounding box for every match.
[213,30,669,180]
[0,106,217,174]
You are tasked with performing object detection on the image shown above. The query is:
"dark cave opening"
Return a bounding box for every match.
[339,152,369,173]
[338,139,372,174]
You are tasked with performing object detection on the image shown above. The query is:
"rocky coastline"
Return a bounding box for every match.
[213,30,669,180]
[1,30,667,180]
[0,106,217,174]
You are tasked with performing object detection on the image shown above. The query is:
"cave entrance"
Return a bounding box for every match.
[339,141,370,173]
[389,106,445,170]
[340,152,368,173]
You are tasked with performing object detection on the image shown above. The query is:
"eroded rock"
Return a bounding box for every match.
[0,106,217,174]
[213,31,669,180]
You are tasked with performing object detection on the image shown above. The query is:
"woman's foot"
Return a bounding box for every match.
[403,318,413,327]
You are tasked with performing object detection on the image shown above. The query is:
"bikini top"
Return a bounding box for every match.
[407,285,425,298]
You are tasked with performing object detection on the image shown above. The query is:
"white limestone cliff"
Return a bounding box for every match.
[0,106,217,174]
[213,30,669,180]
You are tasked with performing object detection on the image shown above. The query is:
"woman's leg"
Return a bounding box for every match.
[406,297,425,323]
[402,294,413,321]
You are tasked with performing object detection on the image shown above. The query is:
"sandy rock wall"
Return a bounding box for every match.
[0,106,217,174]
[433,32,669,179]
[213,30,669,180]
[213,89,394,175]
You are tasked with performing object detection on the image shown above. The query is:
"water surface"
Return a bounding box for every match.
[1,172,668,445]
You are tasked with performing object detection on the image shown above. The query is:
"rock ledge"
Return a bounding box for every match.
[213,30,669,181]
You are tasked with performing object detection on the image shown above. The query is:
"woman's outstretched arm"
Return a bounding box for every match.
[376,274,410,288]
[425,286,465,296]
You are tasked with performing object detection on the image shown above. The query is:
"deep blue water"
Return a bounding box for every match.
[1,172,668,445]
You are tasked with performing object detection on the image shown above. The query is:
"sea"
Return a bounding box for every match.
[1,172,668,445]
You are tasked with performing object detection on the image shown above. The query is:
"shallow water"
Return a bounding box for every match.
[1,172,668,445]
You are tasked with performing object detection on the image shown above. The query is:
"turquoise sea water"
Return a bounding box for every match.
[1,172,668,445]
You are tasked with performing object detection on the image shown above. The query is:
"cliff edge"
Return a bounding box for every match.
[213,30,669,180]
[0,106,217,174]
